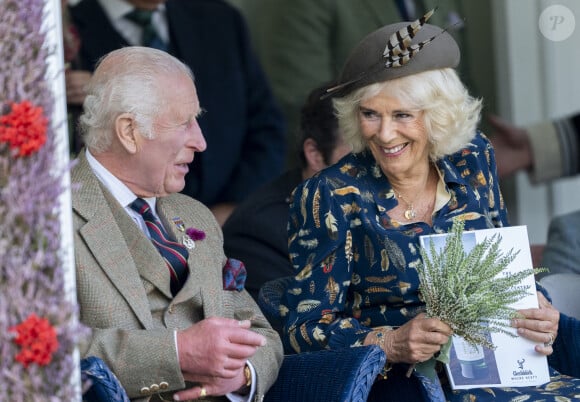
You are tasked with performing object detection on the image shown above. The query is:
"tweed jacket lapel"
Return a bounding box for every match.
[107,194,174,300]
[72,153,155,327]
[157,197,219,309]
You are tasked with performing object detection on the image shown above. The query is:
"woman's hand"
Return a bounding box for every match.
[512,291,559,356]
[365,313,452,364]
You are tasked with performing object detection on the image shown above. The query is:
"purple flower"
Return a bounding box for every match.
[186,227,206,241]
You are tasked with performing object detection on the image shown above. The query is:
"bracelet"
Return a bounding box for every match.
[373,329,392,380]
[375,330,385,348]
[379,362,393,380]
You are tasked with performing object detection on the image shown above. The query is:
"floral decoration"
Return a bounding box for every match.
[0,101,48,157]
[0,0,88,400]
[186,227,206,241]
[10,314,59,368]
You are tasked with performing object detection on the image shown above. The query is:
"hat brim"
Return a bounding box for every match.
[328,22,460,98]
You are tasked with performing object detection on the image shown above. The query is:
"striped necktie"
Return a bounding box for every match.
[130,198,189,296]
[125,8,168,51]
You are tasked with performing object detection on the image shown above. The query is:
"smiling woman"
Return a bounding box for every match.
[278,10,580,402]
[334,67,481,227]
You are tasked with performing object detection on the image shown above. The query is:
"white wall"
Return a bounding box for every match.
[492,0,580,244]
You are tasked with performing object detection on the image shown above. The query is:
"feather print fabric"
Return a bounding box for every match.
[282,132,507,354]
[281,131,580,399]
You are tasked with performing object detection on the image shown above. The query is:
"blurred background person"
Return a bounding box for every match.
[222,83,351,302]
[489,113,580,183]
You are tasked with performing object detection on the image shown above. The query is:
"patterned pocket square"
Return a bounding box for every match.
[223,258,247,291]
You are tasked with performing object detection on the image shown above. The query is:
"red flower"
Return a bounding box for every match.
[9,313,59,368]
[0,101,48,157]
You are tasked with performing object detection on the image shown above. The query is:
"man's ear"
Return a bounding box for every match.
[303,138,325,172]
[116,113,138,154]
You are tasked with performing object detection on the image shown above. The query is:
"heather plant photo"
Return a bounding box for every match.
[0,0,86,400]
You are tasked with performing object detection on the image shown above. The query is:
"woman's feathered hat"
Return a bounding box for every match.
[325,9,460,98]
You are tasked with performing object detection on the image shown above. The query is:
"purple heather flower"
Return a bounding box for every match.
[186,227,206,241]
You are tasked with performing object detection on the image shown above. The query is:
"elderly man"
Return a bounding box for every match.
[66,0,287,225]
[71,46,282,401]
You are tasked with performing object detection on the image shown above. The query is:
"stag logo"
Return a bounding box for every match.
[517,358,525,370]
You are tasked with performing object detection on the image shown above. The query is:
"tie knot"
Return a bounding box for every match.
[130,198,152,217]
[125,8,154,27]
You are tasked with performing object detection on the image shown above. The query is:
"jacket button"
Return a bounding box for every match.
[168,305,174,314]
[150,383,159,392]
[160,382,169,390]
[140,387,150,395]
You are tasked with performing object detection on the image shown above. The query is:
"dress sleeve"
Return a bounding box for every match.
[281,176,371,353]
[480,132,510,227]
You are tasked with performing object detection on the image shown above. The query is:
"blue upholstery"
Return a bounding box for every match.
[82,346,385,402]
[81,356,129,402]
[265,345,386,402]
[259,276,387,401]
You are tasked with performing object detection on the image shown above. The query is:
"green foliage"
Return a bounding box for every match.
[418,219,541,350]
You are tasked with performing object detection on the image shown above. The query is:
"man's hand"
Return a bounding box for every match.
[65,69,92,105]
[210,203,236,227]
[487,114,533,178]
[174,317,265,399]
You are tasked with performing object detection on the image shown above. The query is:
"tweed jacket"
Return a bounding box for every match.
[71,151,283,401]
[69,0,286,206]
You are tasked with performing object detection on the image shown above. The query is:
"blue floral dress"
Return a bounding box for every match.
[281,132,580,401]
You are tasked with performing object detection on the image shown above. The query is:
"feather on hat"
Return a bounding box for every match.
[325,9,460,97]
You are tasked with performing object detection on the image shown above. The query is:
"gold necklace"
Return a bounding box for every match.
[393,190,416,220]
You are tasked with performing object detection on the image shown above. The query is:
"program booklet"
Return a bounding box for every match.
[419,225,550,389]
